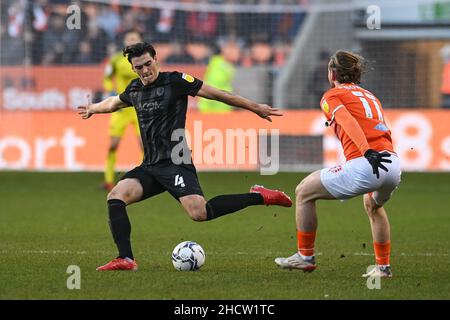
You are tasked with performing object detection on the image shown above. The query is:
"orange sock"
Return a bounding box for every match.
[373,241,391,265]
[297,230,316,257]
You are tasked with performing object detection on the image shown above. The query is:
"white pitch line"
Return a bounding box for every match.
[0,250,448,257]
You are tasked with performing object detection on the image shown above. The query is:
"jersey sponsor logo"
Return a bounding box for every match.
[321,99,330,113]
[139,101,162,112]
[182,73,194,83]
[174,174,185,188]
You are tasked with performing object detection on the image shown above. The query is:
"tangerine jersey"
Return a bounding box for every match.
[320,83,394,161]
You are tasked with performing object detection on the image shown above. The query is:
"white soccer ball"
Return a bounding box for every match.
[172,241,205,271]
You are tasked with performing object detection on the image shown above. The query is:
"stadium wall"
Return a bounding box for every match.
[0,109,449,172]
[0,65,207,111]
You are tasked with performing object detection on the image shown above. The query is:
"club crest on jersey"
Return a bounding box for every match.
[182,73,194,83]
[321,99,330,113]
[156,87,164,96]
[374,123,389,132]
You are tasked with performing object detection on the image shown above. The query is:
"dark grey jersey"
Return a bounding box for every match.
[119,71,203,165]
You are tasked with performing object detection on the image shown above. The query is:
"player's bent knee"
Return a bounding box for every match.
[295,180,309,202]
[295,171,328,203]
[107,188,119,201]
[180,195,207,221]
[106,179,142,205]
[107,188,128,203]
[190,211,207,222]
[295,182,303,198]
[187,202,207,221]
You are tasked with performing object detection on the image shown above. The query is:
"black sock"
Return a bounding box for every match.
[107,199,133,260]
[206,193,264,221]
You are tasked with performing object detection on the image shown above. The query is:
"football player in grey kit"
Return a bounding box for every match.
[77,42,292,271]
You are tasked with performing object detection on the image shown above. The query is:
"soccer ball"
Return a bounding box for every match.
[172,241,205,271]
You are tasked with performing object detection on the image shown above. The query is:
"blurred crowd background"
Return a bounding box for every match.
[1,0,449,172]
[1,0,450,109]
[1,0,307,67]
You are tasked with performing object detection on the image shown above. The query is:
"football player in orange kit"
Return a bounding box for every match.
[275,50,401,277]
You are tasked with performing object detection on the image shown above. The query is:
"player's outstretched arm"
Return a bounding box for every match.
[197,83,283,122]
[77,95,127,119]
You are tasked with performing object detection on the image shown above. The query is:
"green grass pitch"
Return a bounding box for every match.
[0,171,449,299]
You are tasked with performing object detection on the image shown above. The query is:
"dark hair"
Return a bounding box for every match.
[328,50,367,84]
[123,42,156,63]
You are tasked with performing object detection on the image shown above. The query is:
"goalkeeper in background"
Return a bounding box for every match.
[102,31,143,191]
